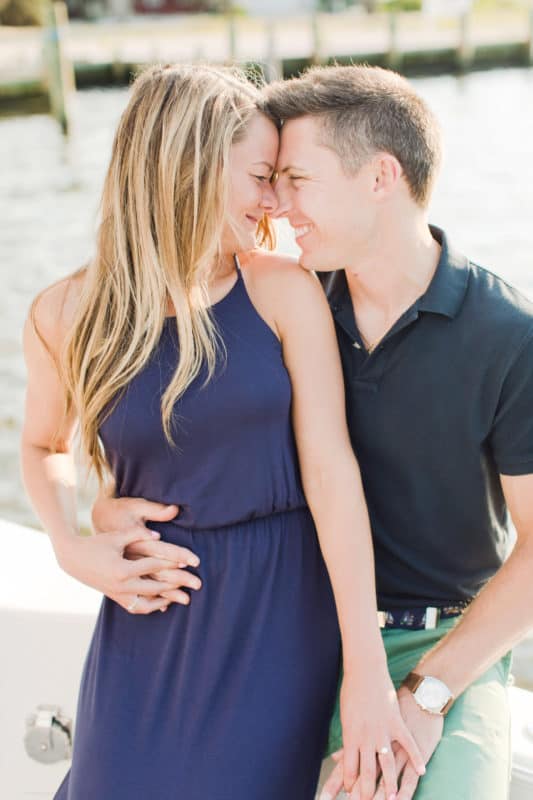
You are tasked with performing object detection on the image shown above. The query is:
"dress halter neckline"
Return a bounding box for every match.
[164,255,242,321]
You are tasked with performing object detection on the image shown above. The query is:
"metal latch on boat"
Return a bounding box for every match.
[24,705,72,763]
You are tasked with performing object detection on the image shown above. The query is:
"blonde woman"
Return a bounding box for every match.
[21,65,423,799]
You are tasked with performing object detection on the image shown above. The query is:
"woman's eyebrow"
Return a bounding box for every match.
[252,160,275,171]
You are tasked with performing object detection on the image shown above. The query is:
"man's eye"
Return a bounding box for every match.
[289,176,304,182]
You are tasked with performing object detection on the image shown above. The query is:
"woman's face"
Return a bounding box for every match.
[223,113,280,253]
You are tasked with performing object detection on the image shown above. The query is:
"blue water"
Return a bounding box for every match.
[1,67,533,528]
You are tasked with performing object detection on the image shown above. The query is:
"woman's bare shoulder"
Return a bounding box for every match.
[27,268,87,353]
[239,248,320,292]
[238,249,330,339]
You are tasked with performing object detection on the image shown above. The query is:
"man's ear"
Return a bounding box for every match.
[372,153,403,199]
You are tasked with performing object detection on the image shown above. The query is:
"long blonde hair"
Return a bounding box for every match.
[57,64,276,481]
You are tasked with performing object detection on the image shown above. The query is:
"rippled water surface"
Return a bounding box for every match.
[2,67,533,529]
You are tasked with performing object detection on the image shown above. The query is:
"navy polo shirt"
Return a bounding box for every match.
[319,226,533,609]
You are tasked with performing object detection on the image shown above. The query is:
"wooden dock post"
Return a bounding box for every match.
[528,6,533,66]
[457,10,474,70]
[311,12,323,65]
[387,12,401,71]
[227,10,238,63]
[43,1,75,135]
[264,18,282,82]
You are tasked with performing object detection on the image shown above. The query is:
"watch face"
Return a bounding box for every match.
[413,677,452,713]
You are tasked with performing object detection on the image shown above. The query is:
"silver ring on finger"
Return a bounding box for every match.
[127,594,140,612]
[378,746,390,756]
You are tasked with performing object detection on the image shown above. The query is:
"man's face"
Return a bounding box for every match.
[274,116,377,272]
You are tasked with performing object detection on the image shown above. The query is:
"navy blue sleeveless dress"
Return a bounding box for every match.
[55,258,341,800]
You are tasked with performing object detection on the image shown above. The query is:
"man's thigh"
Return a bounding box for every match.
[412,655,511,800]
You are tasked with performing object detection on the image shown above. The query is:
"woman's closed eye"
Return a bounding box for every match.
[252,174,273,183]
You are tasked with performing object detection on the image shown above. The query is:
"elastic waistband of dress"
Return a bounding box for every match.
[160,504,311,534]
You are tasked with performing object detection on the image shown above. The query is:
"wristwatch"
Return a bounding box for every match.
[402,672,454,716]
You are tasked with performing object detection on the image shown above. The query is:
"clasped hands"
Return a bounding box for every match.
[57,495,202,615]
[321,679,444,800]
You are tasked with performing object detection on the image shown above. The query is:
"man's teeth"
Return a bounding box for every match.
[295,224,313,237]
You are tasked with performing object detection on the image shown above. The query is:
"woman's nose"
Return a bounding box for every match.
[269,187,291,219]
[261,184,279,215]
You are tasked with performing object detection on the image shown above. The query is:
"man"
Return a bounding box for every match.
[92,66,533,799]
[262,65,533,800]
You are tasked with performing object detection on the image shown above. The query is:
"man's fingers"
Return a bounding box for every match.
[396,764,420,800]
[331,749,343,763]
[377,746,398,800]
[319,757,345,800]
[135,500,179,523]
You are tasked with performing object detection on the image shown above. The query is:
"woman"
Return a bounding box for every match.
[21,64,423,799]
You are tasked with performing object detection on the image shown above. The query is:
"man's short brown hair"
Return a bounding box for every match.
[263,65,442,207]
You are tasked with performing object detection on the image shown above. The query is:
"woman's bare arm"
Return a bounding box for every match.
[244,253,425,799]
[21,279,199,612]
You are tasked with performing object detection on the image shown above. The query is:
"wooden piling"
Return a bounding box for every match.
[387,12,401,71]
[227,12,238,62]
[311,12,323,65]
[457,10,474,70]
[43,1,75,135]
[528,7,533,66]
[264,18,282,83]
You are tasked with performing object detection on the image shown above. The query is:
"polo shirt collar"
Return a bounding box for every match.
[416,225,470,319]
[322,225,470,331]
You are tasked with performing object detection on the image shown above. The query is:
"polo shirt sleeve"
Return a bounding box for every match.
[490,330,533,475]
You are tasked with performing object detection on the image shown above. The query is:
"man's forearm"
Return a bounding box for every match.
[411,539,533,698]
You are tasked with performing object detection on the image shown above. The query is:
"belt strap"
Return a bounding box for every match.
[377,603,468,631]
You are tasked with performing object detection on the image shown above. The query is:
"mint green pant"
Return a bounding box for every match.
[324,618,512,799]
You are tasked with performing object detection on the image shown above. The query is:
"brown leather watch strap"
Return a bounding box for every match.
[441,696,454,715]
[402,671,425,693]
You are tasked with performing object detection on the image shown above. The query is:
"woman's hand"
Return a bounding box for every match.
[54,528,198,614]
[339,670,426,800]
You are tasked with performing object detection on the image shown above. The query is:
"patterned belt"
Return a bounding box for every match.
[377,603,469,631]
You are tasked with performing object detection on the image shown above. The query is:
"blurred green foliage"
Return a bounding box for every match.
[379,1,421,11]
[365,0,528,9]
[0,0,47,25]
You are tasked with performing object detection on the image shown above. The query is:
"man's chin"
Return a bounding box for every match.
[298,250,339,273]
